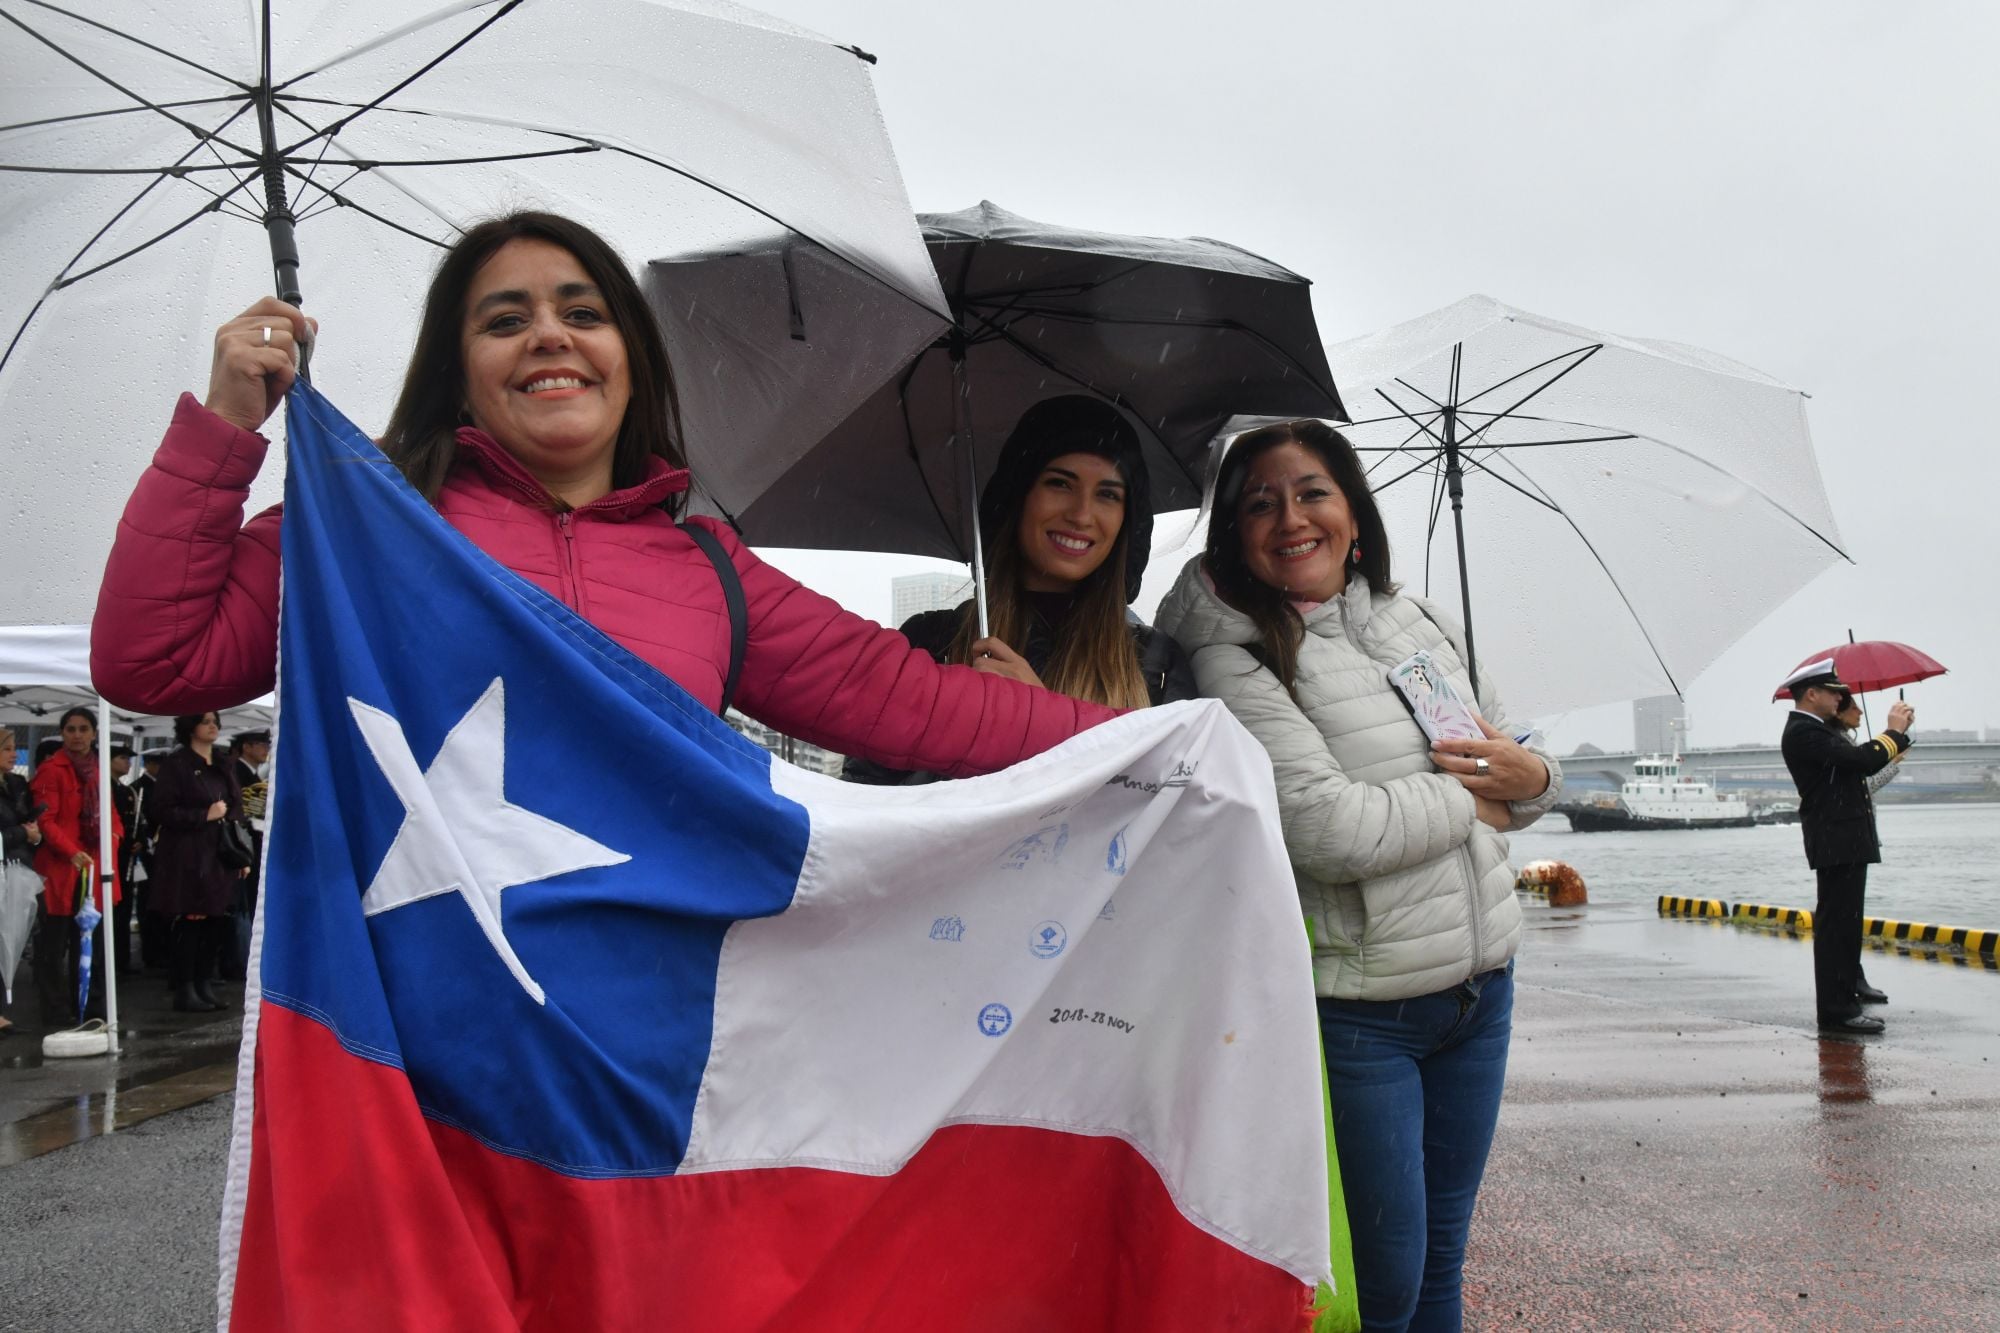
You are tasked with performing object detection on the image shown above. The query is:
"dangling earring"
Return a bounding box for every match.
[457,406,474,427]
[1349,541,1362,565]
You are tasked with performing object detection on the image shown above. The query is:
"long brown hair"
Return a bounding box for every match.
[1202,419,1394,694]
[947,519,1151,710]
[380,212,686,512]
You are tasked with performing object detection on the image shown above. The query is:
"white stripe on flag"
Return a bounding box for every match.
[681,700,1330,1285]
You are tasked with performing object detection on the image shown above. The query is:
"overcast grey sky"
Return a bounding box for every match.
[747,0,1998,750]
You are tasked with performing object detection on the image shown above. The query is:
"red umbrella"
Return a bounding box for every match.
[1770,641,1948,701]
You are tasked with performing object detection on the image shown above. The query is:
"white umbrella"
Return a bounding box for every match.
[1,0,948,637]
[1323,295,1847,719]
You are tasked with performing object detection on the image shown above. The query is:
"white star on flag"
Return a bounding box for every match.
[349,677,629,1004]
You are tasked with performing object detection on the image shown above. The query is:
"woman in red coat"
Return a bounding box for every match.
[92,211,1115,774]
[29,707,123,1026]
[148,712,245,1013]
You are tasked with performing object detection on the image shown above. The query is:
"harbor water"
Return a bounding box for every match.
[1510,801,2000,928]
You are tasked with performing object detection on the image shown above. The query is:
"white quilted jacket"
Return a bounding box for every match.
[1154,558,1562,1001]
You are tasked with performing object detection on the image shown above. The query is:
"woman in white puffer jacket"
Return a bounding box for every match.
[1154,418,1561,1333]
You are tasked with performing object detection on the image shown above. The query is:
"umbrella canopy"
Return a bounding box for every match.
[652,200,1345,557]
[1770,641,1947,701]
[1,0,947,635]
[1324,295,1848,719]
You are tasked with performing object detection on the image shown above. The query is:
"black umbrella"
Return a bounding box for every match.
[652,201,1344,627]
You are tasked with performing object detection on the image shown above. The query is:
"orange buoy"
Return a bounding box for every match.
[1517,859,1588,907]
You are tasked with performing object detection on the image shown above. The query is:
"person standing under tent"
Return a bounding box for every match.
[108,746,140,975]
[0,728,43,1035]
[29,707,124,1026]
[223,729,271,981]
[150,712,245,1013]
[1782,663,1913,1034]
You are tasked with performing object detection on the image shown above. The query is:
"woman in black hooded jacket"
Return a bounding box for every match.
[846,395,1195,785]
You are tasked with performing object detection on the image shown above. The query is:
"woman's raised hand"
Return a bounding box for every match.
[204,297,316,434]
[1432,715,1550,804]
[969,637,1046,690]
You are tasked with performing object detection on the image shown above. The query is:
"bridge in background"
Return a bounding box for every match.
[1560,741,2000,795]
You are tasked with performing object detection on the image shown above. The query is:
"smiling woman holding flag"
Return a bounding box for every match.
[91,212,1119,771]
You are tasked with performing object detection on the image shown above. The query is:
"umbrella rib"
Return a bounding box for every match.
[277,163,454,249]
[1423,459,1447,595]
[956,313,1200,494]
[1453,344,1602,413]
[1361,417,1444,478]
[1455,452,1562,513]
[0,160,257,175]
[0,100,263,378]
[1484,450,1685,699]
[0,6,259,158]
[0,94,246,137]
[272,0,528,153]
[1371,449,1446,493]
[10,0,251,89]
[1449,347,1609,454]
[48,194,235,291]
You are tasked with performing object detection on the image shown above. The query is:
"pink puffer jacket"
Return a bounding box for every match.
[92,396,1117,776]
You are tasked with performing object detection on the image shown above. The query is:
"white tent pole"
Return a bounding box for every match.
[97,693,120,1055]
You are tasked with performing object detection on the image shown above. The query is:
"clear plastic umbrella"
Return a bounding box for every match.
[1,0,947,634]
[1324,295,1848,718]
[0,857,37,1007]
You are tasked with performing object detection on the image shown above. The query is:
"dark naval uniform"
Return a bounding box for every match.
[1781,710,1911,1023]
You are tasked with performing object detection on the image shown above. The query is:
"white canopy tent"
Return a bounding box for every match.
[1,623,123,1051]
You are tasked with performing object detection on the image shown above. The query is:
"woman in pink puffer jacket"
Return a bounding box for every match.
[92,212,1115,773]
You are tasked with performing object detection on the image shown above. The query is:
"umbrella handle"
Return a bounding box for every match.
[949,337,990,637]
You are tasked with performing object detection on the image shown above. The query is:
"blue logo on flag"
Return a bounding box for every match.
[1030,921,1067,959]
[977,1003,1013,1037]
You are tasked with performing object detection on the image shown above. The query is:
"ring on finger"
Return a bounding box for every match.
[261,325,272,346]
[1474,757,1491,776]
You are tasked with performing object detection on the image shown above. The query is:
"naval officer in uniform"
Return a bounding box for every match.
[1779,660,1914,1035]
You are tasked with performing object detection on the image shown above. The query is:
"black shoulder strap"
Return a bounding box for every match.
[681,523,747,716]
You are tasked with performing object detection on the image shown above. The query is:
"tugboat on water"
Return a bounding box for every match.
[1558,754,1754,831]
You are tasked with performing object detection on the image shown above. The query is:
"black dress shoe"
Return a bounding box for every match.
[1820,1013,1885,1035]
[1855,982,1889,1004]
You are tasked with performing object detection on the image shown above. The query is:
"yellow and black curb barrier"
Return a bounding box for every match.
[1733,902,1815,930]
[1655,897,1999,967]
[1864,917,1998,956]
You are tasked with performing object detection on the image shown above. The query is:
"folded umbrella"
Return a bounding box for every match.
[0,859,39,1006]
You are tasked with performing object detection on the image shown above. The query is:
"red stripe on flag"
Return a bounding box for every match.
[233,1005,1314,1331]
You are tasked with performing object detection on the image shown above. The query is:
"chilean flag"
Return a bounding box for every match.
[218,381,1334,1330]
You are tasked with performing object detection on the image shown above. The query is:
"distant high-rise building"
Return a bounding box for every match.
[1632,695,1687,755]
[890,571,972,627]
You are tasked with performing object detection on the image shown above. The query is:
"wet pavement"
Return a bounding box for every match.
[2,898,1997,1329]
[1465,900,2000,1329]
[1,959,245,1165]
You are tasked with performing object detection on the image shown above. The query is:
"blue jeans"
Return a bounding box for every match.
[1319,963,1513,1332]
